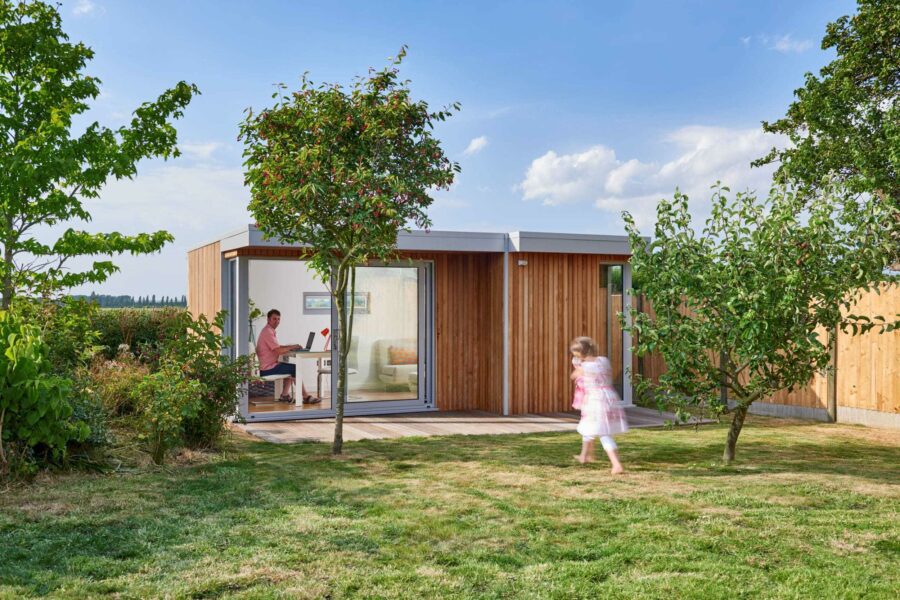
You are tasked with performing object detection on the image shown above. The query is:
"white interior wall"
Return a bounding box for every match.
[248,259,331,388]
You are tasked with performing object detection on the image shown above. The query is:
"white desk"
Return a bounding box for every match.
[279,350,331,401]
[278,350,330,363]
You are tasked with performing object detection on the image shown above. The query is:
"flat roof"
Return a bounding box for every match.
[194,224,638,256]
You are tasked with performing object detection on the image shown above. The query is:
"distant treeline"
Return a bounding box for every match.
[72,293,187,308]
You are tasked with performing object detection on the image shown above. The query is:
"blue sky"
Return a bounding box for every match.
[58,0,856,296]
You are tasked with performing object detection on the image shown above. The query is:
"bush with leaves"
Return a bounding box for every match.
[134,364,203,465]
[67,384,114,451]
[0,310,89,475]
[11,297,101,374]
[159,311,249,449]
[90,307,187,360]
[80,352,150,417]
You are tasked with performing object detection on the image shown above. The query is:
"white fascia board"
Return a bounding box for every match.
[508,231,633,255]
[245,226,304,249]
[235,225,507,253]
[214,225,643,255]
[397,230,507,253]
[189,227,249,253]
[218,227,254,252]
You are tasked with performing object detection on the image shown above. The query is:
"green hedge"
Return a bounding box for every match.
[91,308,188,359]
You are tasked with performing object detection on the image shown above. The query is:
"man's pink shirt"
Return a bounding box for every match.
[256,324,280,371]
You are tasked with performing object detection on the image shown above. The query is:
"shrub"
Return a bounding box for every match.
[83,353,150,416]
[68,384,114,450]
[159,311,250,449]
[91,307,187,360]
[12,298,101,374]
[134,364,203,465]
[0,311,89,475]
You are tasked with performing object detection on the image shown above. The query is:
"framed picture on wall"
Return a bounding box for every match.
[303,292,370,315]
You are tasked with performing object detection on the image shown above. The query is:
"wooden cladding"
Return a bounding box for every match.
[758,287,899,414]
[400,252,504,413]
[223,247,306,259]
[639,284,899,415]
[187,242,221,322]
[834,287,899,413]
[508,253,618,414]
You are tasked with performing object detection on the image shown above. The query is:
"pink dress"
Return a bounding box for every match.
[571,357,585,410]
[572,377,585,410]
[576,357,629,439]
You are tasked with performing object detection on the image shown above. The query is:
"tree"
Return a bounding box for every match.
[0,1,198,308]
[624,185,897,463]
[754,0,899,257]
[240,47,458,454]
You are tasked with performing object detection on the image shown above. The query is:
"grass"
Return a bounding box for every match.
[1,416,898,599]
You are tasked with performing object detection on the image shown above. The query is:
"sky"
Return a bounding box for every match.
[53,0,857,297]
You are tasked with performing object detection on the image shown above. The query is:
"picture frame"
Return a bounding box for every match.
[303,291,370,315]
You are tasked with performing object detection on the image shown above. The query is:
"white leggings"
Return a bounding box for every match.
[583,435,618,451]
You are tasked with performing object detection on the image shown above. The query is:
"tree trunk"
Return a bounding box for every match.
[723,403,749,464]
[2,215,14,310]
[332,264,359,456]
[332,272,348,455]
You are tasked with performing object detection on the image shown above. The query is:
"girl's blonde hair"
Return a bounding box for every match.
[570,336,598,357]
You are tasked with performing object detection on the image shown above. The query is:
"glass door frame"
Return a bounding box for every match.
[233,256,339,422]
[230,256,434,422]
[601,261,634,407]
[340,260,435,416]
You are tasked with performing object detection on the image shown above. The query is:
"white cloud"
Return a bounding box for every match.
[180,141,223,161]
[519,145,618,206]
[72,0,102,16]
[519,125,785,228]
[463,136,489,156]
[762,34,813,54]
[740,36,752,46]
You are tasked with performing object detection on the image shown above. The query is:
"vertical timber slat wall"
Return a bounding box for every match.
[751,285,898,414]
[639,284,899,417]
[836,286,898,414]
[187,242,221,322]
[508,253,607,415]
[400,252,504,413]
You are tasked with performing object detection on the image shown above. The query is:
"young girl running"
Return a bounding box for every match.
[570,336,629,474]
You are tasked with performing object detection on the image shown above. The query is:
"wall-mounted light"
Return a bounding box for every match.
[517,259,528,266]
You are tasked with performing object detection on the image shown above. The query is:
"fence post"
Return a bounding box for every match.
[826,325,838,423]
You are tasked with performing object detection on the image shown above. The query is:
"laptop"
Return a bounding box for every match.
[294,331,315,352]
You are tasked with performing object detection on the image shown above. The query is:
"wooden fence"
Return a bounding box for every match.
[636,284,899,418]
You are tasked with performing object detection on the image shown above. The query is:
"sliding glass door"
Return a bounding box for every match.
[235,258,432,421]
[340,263,432,415]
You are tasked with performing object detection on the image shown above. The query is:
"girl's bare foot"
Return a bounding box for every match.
[611,465,625,475]
[573,454,587,464]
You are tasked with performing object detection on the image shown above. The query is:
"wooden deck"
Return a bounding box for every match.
[237,406,705,444]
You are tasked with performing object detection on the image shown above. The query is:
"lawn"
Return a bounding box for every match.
[1,417,898,599]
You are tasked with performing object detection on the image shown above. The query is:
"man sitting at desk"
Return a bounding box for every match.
[257,308,321,404]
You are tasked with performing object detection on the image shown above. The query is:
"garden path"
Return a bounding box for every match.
[237,406,711,443]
